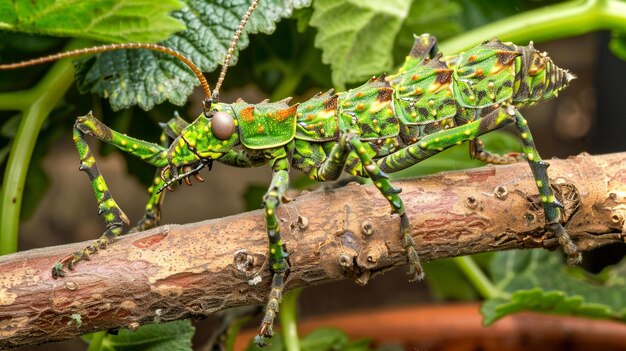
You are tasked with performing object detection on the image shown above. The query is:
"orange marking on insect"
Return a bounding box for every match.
[355,92,364,98]
[356,103,365,111]
[272,104,298,122]
[474,68,484,76]
[306,114,314,121]
[468,54,478,62]
[257,123,265,134]
[414,87,423,95]
[411,74,419,81]
[240,106,255,123]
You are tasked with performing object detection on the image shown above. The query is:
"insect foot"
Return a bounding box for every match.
[549,223,582,266]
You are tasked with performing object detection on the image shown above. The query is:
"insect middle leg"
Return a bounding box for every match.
[378,106,581,263]
[53,112,169,278]
[128,116,189,233]
[256,148,291,344]
[293,132,424,281]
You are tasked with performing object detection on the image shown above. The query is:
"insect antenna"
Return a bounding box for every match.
[0,43,213,107]
[211,0,260,104]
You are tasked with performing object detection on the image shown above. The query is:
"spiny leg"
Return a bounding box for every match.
[317,133,351,181]
[469,137,525,165]
[256,149,291,345]
[348,135,424,282]
[377,106,581,264]
[378,107,518,173]
[53,112,169,278]
[512,109,581,264]
[128,116,189,233]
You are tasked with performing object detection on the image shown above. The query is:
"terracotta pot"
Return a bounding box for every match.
[234,303,626,351]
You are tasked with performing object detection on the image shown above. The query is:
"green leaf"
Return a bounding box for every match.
[74,0,311,111]
[244,328,375,351]
[310,0,412,90]
[310,0,463,90]
[482,250,626,325]
[609,31,626,61]
[0,0,185,43]
[92,320,195,351]
[300,328,349,350]
[424,259,480,300]
[243,184,267,211]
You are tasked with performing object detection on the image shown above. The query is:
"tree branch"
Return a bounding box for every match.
[1,152,625,349]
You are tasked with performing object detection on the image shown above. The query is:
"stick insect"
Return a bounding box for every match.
[0,0,581,345]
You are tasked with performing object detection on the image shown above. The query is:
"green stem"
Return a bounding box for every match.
[0,39,89,255]
[453,256,504,300]
[86,331,107,351]
[280,288,302,351]
[0,90,35,111]
[441,0,626,53]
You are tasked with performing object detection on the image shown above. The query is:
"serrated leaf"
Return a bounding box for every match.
[482,289,616,325]
[0,0,185,43]
[94,320,195,351]
[482,250,626,325]
[74,0,311,111]
[310,0,412,90]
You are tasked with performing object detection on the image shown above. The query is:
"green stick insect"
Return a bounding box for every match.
[0,0,581,345]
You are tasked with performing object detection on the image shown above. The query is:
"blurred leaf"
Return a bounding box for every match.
[425,259,480,300]
[310,0,463,89]
[394,0,462,61]
[245,328,375,351]
[481,250,626,325]
[0,114,19,137]
[85,320,195,351]
[74,0,311,111]
[243,184,267,211]
[0,0,185,43]
[301,328,350,350]
[609,31,626,61]
[310,0,412,89]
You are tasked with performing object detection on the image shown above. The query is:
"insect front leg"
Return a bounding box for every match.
[53,112,169,278]
[256,148,291,345]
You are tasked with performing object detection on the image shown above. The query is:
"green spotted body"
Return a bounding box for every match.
[16,33,579,345]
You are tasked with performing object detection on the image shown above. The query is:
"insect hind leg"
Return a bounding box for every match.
[512,109,581,265]
[469,137,525,164]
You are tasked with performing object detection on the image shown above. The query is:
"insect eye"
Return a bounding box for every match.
[211,111,235,140]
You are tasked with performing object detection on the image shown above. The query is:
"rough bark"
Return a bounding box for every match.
[1,152,625,349]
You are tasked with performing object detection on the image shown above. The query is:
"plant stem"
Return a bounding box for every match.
[0,39,89,255]
[86,331,107,351]
[441,0,626,53]
[280,288,302,351]
[0,91,34,111]
[453,256,504,300]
